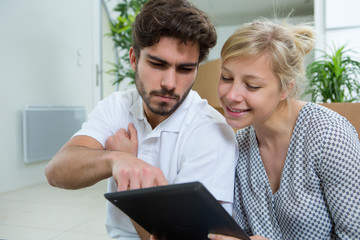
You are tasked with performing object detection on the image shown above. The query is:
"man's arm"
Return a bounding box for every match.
[45,134,167,191]
[132,219,151,240]
[45,135,113,189]
[105,124,154,240]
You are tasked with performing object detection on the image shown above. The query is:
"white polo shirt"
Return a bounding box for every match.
[74,88,237,240]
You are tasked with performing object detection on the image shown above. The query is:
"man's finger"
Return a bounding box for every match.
[115,166,134,191]
[129,171,141,190]
[117,176,130,192]
[141,169,156,188]
[118,128,129,139]
[154,169,168,186]
[128,123,138,143]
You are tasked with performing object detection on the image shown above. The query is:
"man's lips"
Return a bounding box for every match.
[150,89,179,102]
[154,94,176,99]
[152,93,178,102]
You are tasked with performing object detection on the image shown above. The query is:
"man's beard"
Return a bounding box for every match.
[135,70,192,116]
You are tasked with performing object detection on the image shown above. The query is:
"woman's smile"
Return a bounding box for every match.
[225,105,251,117]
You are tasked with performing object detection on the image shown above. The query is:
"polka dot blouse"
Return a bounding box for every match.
[234,103,360,239]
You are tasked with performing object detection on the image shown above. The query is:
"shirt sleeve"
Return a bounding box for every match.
[319,120,360,238]
[74,94,127,147]
[174,121,237,203]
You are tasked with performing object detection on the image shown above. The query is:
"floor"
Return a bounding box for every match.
[0,180,112,240]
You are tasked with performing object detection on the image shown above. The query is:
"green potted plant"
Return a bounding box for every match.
[304,44,360,103]
[304,44,360,138]
[107,0,148,87]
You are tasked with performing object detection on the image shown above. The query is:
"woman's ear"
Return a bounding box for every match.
[280,79,295,101]
[129,47,137,71]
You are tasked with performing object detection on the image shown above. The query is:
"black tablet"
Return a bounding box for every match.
[104,181,250,240]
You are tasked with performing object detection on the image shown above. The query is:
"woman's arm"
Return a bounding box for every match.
[320,123,360,238]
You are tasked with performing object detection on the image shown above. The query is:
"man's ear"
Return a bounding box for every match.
[129,47,137,71]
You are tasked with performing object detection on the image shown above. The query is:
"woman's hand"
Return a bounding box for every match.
[150,234,268,240]
[208,234,269,240]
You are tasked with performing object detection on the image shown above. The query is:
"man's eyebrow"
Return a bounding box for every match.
[146,53,198,67]
[179,62,199,68]
[147,54,168,65]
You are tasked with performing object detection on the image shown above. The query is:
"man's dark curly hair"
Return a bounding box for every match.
[132,0,217,63]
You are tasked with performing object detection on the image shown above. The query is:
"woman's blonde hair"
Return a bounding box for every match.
[221,19,315,98]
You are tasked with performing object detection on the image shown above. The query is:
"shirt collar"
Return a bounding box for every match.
[129,93,146,121]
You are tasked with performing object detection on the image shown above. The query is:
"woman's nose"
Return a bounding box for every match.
[226,83,244,102]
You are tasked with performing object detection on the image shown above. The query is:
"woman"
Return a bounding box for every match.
[209,19,360,240]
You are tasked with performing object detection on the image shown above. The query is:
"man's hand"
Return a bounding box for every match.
[105,123,166,240]
[106,123,138,156]
[110,152,168,191]
[105,123,168,191]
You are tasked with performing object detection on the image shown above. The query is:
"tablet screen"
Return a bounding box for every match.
[105,181,249,240]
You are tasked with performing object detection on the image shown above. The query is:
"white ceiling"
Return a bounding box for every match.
[188,0,314,26]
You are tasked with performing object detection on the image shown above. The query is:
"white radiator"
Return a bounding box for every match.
[22,106,86,163]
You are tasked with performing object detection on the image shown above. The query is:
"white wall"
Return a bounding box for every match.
[0,0,101,193]
[325,0,360,55]
[101,2,118,98]
[315,0,360,55]
[207,16,314,61]
[314,0,360,101]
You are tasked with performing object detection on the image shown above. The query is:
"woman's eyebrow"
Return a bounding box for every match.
[221,66,267,82]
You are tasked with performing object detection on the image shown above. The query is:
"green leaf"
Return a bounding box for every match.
[303,43,360,102]
[105,0,148,86]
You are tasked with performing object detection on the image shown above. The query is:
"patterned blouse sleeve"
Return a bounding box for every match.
[319,118,360,238]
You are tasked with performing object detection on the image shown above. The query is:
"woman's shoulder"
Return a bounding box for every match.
[235,127,255,148]
[299,102,358,140]
[302,102,342,120]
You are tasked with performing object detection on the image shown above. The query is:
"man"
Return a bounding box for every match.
[45,0,237,239]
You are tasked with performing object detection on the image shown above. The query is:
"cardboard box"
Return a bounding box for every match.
[193,59,221,109]
[321,103,360,140]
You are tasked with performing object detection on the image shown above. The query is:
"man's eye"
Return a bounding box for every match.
[178,67,193,73]
[150,62,164,67]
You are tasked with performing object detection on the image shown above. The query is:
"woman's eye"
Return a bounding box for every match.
[220,75,233,82]
[246,84,260,90]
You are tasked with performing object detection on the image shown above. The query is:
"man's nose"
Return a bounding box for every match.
[161,69,176,90]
